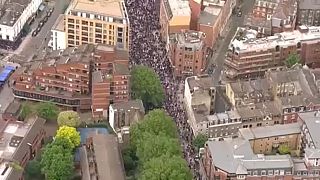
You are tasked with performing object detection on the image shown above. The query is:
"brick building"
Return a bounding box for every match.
[11,44,130,118]
[297,0,320,26]
[225,26,320,79]
[169,30,207,77]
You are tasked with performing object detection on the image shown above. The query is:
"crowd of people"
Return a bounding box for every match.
[125,0,200,178]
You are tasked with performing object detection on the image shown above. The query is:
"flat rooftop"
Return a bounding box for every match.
[0,0,31,26]
[186,75,214,91]
[299,0,320,10]
[170,30,206,50]
[299,112,320,149]
[52,14,65,32]
[198,6,220,26]
[167,0,190,16]
[67,0,126,18]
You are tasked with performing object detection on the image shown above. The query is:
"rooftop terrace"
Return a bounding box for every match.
[0,0,30,26]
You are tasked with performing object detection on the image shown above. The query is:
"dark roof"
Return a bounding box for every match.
[4,101,21,115]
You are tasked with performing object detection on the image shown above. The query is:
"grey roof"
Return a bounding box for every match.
[243,154,293,170]
[4,101,21,115]
[305,148,320,159]
[198,6,219,26]
[299,112,320,149]
[299,0,320,10]
[79,146,91,180]
[239,123,301,140]
[110,99,145,113]
[113,63,130,75]
[92,71,104,83]
[236,107,264,119]
[0,0,31,27]
[187,75,214,91]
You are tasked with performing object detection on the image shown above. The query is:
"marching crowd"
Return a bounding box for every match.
[126,0,200,178]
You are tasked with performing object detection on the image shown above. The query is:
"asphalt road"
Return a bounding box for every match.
[209,0,255,85]
[18,0,70,61]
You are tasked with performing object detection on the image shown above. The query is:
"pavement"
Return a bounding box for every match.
[0,84,14,113]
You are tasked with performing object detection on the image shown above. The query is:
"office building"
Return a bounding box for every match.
[297,0,320,26]
[64,0,129,50]
[0,0,42,42]
[0,117,46,180]
[11,44,130,118]
[225,26,320,79]
[109,100,145,144]
[51,15,67,50]
[79,133,125,180]
[169,30,207,77]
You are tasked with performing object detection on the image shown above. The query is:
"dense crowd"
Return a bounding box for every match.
[125,0,200,178]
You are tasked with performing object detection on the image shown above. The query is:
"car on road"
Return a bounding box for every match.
[237,11,242,17]
[43,16,48,23]
[49,7,54,13]
[46,11,52,17]
[32,30,38,37]
[38,21,44,27]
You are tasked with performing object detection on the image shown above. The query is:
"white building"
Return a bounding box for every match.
[50,15,66,50]
[0,0,42,41]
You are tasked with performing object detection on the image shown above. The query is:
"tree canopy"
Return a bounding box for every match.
[20,103,32,120]
[40,143,73,180]
[56,126,80,149]
[36,102,59,120]
[57,111,81,127]
[278,145,291,155]
[139,155,192,180]
[193,134,208,151]
[285,53,300,68]
[130,66,165,110]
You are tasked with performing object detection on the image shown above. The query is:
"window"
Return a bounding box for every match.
[268,170,273,176]
[274,170,279,175]
[261,170,266,175]
[253,171,258,176]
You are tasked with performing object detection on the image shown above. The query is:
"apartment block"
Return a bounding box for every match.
[159,0,191,43]
[297,0,320,26]
[51,15,67,50]
[109,100,145,144]
[239,123,301,155]
[11,44,130,118]
[225,26,320,79]
[244,0,297,37]
[64,0,129,50]
[169,30,207,77]
[0,117,46,180]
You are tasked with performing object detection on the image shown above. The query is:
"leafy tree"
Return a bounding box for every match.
[56,126,80,149]
[130,66,164,109]
[122,145,138,174]
[285,53,300,68]
[36,102,59,120]
[136,133,181,163]
[278,145,291,155]
[140,155,192,180]
[130,109,177,146]
[20,103,33,120]
[25,160,43,179]
[40,144,73,180]
[57,111,81,127]
[193,134,208,151]
[52,136,74,151]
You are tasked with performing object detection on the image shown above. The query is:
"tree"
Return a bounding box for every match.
[122,145,138,174]
[130,109,177,146]
[56,126,80,149]
[20,103,33,120]
[57,111,81,127]
[278,145,291,155]
[140,155,192,180]
[193,134,208,151]
[52,136,74,151]
[130,66,164,109]
[36,102,59,120]
[40,144,73,180]
[136,133,181,163]
[285,53,300,68]
[25,160,43,179]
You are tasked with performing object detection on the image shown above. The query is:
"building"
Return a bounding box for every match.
[51,15,67,50]
[11,44,130,118]
[225,26,320,79]
[79,133,125,180]
[201,138,294,180]
[239,123,301,154]
[297,0,320,26]
[3,101,21,122]
[244,0,297,37]
[159,0,191,44]
[169,30,207,77]
[109,100,145,144]
[184,75,216,135]
[0,0,42,42]
[0,117,46,180]
[299,111,320,150]
[64,0,129,50]
[197,0,235,47]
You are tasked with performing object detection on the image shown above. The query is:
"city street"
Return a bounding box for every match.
[17,0,70,61]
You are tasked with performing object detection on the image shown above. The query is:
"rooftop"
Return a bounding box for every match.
[186,75,214,91]
[51,14,65,32]
[167,0,190,17]
[299,111,320,149]
[239,123,301,140]
[230,26,320,53]
[113,63,130,75]
[67,0,126,18]
[110,99,145,113]
[0,0,30,26]
[170,30,206,50]
[198,6,220,26]
[299,0,320,10]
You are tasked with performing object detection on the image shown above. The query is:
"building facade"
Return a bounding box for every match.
[64,0,129,50]
[297,0,320,26]
[51,15,67,50]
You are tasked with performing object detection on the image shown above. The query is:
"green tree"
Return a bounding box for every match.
[40,144,73,180]
[36,102,59,120]
[140,155,192,180]
[57,111,81,127]
[52,136,74,151]
[130,109,177,146]
[56,126,80,149]
[130,66,164,109]
[25,160,43,179]
[20,103,33,120]
[136,133,181,163]
[122,145,138,174]
[278,145,291,155]
[285,53,300,68]
[193,134,208,151]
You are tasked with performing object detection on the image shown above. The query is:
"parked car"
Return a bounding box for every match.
[38,21,44,27]
[32,30,38,37]
[49,7,54,13]
[43,16,48,23]
[46,11,52,17]
[237,11,242,17]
